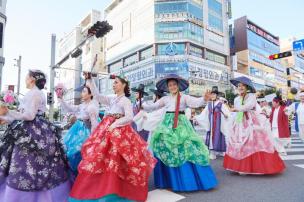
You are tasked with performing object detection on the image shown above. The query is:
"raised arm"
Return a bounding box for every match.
[86,79,112,106]
[111,98,134,128]
[59,99,80,114]
[185,94,206,108]
[87,101,100,132]
[142,97,166,111]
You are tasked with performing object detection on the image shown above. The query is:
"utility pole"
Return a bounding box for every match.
[49,34,56,122]
[16,56,21,95]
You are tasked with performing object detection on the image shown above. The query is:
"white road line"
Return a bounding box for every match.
[286,148,304,152]
[281,155,304,161]
[294,164,304,169]
[147,189,185,202]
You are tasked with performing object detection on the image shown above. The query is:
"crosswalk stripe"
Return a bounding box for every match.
[286,148,304,152]
[290,144,304,147]
[294,164,304,169]
[281,155,304,161]
[147,189,185,202]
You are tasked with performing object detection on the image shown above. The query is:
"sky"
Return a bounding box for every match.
[2,0,304,94]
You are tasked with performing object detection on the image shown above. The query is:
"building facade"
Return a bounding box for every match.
[230,16,288,94]
[104,0,231,96]
[280,37,304,89]
[57,10,105,104]
[0,0,7,91]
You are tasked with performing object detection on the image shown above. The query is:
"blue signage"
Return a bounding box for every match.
[293,39,304,51]
[165,43,178,56]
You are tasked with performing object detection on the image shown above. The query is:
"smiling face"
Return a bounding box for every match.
[135,92,140,100]
[167,79,179,94]
[272,100,280,108]
[237,83,248,95]
[300,94,304,102]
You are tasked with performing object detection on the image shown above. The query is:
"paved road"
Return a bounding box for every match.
[147,135,304,202]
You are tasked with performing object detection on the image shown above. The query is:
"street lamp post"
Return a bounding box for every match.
[14,56,22,95]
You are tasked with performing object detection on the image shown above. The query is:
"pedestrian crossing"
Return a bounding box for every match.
[280,137,304,167]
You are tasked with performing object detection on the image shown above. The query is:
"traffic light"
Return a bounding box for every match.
[47,92,54,105]
[269,51,292,60]
[88,21,113,39]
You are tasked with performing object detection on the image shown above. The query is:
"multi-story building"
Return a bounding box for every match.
[230,16,288,94]
[280,37,304,89]
[104,0,232,96]
[58,10,105,104]
[0,0,7,91]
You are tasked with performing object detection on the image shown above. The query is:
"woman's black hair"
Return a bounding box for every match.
[167,78,178,85]
[117,76,131,97]
[83,86,93,99]
[29,70,46,90]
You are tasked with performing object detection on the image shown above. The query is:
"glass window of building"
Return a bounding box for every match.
[155,1,203,20]
[109,61,123,73]
[208,0,223,32]
[208,0,222,16]
[208,14,223,32]
[140,47,153,61]
[0,23,3,48]
[249,67,263,78]
[155,22,203,43]
[124,54,138,67]
[247,30,280,56]
[205,50,226,64]
[158,43,185,55]
[189,45,203,57]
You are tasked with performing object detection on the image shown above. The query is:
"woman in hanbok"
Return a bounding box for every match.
[143,74,218,192]
[69,73,156,202]
[134,88,167,147]
[131,84,149,141]
[0,70,70,202]
[285,90,304,141]
[223,76,285,175]
[195,86,229,160]
[57,85,99,174]
[270,95,290,155]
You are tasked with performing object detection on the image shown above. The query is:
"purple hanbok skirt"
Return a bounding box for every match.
[0,115,70,202]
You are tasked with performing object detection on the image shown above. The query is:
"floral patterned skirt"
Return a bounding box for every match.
[0,116,70,201]
[69,116,156,202]
[151,113,210,167]
[150,113,217,191]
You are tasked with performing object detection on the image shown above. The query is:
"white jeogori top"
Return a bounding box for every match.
[286,102,304,125]
[59,99,99,131]
[0,86,47,123]
[234,93,257,112]
[86,79,133,128]
[142,93,206,112]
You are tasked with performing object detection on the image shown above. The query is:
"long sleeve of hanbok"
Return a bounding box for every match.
[111,99,134,128]
[87,102,99,131]
[220,104,230,136]
[285,103,295,116]
[86,79,112,106]
[133,110,147,131]
[195,107,210,131]
[235,94,256,112]
[2,94,41,123]
[185,95,205,108]
[59,99,80,114]
[142,97,166,111]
